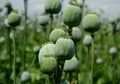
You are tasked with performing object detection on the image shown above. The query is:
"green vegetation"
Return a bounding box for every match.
[0,0,120,84]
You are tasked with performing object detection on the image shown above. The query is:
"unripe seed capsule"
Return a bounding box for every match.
[55,37,75,60]
[0,7,2,12]
[38,15,49,27]
[63,56,79,72]
[4,19,10,28]
[40,56,57,75]
[38,43,55,63]
[109,46,117,56]
[49,28,66,43]
[7,12,20,27]
[83,35,92,46]
[45,0,62,14]
[63,5,82,28]
[21,71,30,82]
[71,27,82,41]
[82,14,101,33]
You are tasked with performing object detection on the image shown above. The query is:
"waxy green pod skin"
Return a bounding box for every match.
[83,35,92,46]
[7,12,20,27]
[109,47,117,56]
[63,56,79,72]
[0,7,2,12]
[40,57,57,75]
[49,29,66,43]
[38,15,49,26]
[21,71,30,82]
[55,37,75,60]
[45,0,61,14]
[72,27,82,41]
[38,43,55,63]
[63,5,82,28]
[5,1,11,8]
[82,14,101,33]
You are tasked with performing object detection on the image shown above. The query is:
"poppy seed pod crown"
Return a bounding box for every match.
[45,0,62,14]
[7,12,20,27]
[63,5,82,28]
[55,37,75,60]
[82,14,101,33]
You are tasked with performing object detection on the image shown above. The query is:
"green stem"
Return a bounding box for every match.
[75,42,79,84]
[56,61,65,84]
[45,76,49,84]
[12,28,16,84]
[69,72,72,83]
[87,46,90,69]
[29,52,36,71]
[43,28,48,42]
[84,46,90,84]
[75,41,78,60]
[112,59,116,84]
[7,29,12,84]
[23,0,28,70]
[82,0,85,17]
[91,33,94,84]
[49,76,55,84]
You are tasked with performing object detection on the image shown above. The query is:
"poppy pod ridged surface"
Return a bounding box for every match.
[40,56,57,75]
[63,5,82,28]
[7,12,20,27]
[71,27,82,41]
[83,35,92,46]
[49,28,66,43]
[38,15,49,26]
[38,43,55,63]
[55,37,75,61]
[82,14,101,33]
[45,0,62,14]
[63,56,79,72]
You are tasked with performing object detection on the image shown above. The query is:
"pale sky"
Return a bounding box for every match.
[0,0,120,18]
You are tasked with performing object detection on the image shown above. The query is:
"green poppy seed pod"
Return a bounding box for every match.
[21,71,30,82]
[5,1,11,8]
[82,14,101,33]
[4,19,10,28]
[38,15,49,26]
[0,37,6,43]
[72,27,82,41]
[0,7,2,12]
[63,56,79,72]
[96,58,103,64]
[38,43,55,63]
[109,46,117,56]
[40,56,57,75]
[63,5,82,28]
[60,79,70,84]
[55,37,75,60]
[45,0,62,14]
[49,29,66,43]
[83,35,92,46]
[5,1,13,14]
[109,18,116,25]
[7,12,20,27]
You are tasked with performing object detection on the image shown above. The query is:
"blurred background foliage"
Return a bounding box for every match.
[0,0,120,84]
